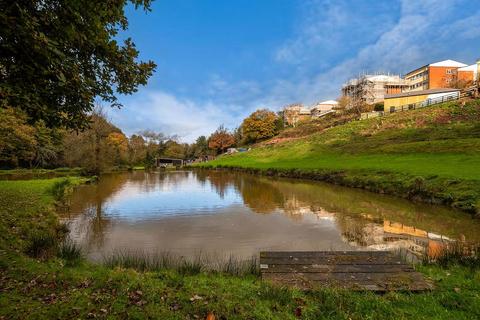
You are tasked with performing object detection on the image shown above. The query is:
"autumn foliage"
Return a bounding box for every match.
[241,109,279,143]
[208,126,235,154]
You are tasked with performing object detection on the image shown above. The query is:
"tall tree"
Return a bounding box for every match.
[0,1,156,129]
[128,134,146,165]
[241,109,278,143]
[0,107,36,167]
[193,136,209,158]
[208,125,235,154]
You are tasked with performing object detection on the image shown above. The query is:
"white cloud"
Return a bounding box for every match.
[110,91,243,142]
[112,0,480,141]
[269,0,480,103]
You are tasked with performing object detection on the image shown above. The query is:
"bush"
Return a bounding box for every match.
[25,232,58,259]
[50,178,73,201]
[373,102,384,111]
[58,240,83,266]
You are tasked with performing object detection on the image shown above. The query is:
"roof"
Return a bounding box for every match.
[318,100,338,105]
[429,59,467,68]
[458,64,477,71]
[385,88,460,99]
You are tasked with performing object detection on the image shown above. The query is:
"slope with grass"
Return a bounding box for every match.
[1,177,480,318]
[201,99,480,213]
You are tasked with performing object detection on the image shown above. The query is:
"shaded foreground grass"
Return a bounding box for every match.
[200,100,480,213]
[1,178,480,319]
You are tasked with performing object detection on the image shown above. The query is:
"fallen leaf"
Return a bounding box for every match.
[206,312,215,320]
[294,307,302,318]
[190,294,204,302]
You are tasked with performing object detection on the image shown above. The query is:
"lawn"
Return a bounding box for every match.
[1,177,480,319]
[202,100,480,213]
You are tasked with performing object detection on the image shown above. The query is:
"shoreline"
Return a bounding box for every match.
[193,165,480,215]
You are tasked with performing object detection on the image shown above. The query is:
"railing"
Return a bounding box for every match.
[388,92,459,114]
[359,92,461,121]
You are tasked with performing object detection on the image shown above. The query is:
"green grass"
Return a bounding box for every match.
[1,177,480,318]
[201,100,480,213]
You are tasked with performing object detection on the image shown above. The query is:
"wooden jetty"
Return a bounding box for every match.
[260,251,433,291]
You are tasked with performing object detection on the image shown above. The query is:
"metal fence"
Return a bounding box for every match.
[388,92,460,114]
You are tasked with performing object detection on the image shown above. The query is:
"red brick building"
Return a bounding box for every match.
[404,59,470,91]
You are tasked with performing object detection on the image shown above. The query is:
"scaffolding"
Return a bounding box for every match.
[342,74,409,105]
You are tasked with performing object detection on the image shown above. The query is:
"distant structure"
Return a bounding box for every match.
[341,74,408,105]
[310,100,338,117]
[404,59,468,91]
[283,100,338,126]
[282,103,311,127]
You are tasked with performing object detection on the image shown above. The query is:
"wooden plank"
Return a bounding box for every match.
[260,256,403,265]
[260,251,393,258]
[261,264,414,273]
[259,251,433,292]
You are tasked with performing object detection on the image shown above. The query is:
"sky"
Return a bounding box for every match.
[109,0,480,142]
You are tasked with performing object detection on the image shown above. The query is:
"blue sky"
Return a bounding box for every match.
[109,0,480,142]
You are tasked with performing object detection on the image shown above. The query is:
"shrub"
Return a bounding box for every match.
[50,178,73,201]
[58,240,83,266]
[25,232,58,259]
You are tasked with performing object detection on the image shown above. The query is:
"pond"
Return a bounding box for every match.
[61,170,480,261]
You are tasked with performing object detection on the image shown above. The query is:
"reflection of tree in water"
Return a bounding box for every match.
[66,173,129,250]
[203,170,236,199]
[65,170,480,255]
[239,178,283,214]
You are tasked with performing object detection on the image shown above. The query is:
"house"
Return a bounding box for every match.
[282,103,311,126]
[404,59,468,91]
[283,100,339,126]
[310,100,338,117]
[341,74,409,104]
[384,88,460,113]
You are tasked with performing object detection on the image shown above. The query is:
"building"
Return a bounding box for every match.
[283,100,338,126]
[457,64,478,83]
[282,103,311,127]
[384,88,460,113]
[310,100,338,117]
[404,59,467,91]
[342,74,409,105]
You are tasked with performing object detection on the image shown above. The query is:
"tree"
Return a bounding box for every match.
[0,107,36,167]
[193,136,209,158]
[128,134,146,165]
[241,109,278,143]
[33,121,63,168]
[106,132,129,165]
[208,125,235,154]
[0,1,156,129]
[63,108,121,174]
[336,96,351,114]
[162,140,186,159]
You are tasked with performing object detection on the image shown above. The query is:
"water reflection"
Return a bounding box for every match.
[62,170,480,260]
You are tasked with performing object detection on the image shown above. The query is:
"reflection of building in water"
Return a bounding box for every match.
[341,216,452,259]
[283,196,336,221]
[383,220,451,258]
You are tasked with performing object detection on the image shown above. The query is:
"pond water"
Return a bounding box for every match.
[62,170,480,261]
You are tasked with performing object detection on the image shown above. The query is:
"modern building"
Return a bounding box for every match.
[310,100,338,117]
[341,74,409,105]
[404,59,468,91]
[384,88,460,113]
[457,64,478,83]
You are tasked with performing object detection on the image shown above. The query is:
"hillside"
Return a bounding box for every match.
[201,99,480,213]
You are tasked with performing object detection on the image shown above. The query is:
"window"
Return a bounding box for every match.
[446,69,452,74]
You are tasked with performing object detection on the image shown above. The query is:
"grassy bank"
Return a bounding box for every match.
[200,99,480,214]
[1,177,480,319]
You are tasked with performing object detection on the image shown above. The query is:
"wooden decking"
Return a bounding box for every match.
[260,251,433,291]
